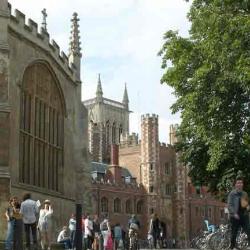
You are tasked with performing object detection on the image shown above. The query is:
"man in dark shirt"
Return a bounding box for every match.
[227,176,250,250]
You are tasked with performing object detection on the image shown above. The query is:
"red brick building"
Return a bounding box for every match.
[85,83,226,245]
[90,145,148,237]
[91,116,226,246]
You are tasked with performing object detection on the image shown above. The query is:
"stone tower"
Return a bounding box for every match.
[170,124,189,244]
[83,77,130,163]
[141,114,160,214]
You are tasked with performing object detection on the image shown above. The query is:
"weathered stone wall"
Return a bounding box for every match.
[0,2,91,241]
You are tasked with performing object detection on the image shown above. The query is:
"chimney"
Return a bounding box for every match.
[110,144,122,184]
[111,144,119,166]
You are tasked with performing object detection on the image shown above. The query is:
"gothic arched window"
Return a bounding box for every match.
[126,199,132,214]
[119,125,123,142]
[19,62,65,191]
[106,121,110,145]
[101,197,109,213]
[136,200,143,214]
[112,122,116,144]
[114,198,121,213]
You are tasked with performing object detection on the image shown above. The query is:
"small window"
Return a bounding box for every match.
[149,186,154,193]
[125,176,131,184]
[150,163,153,171]
[165,184,171,195]
[165,163,170,175]
[114,198,121,213]
[101,197,108,213]
[180,208,183,215]
[126,199,132,214]
[137,200,143,214]
[150,208,154,214]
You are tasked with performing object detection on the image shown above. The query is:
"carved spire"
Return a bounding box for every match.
[68,12,82,81]
[41,8,48,32]
[96,73,103,99]
[69,12,81,57]
[122,83,129,109]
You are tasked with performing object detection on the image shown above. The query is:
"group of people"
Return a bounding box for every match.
[4,193,168,250]
[57,214,137,250]
[6,176,250,250]
[5,193,53,250]
[4,192,144,250]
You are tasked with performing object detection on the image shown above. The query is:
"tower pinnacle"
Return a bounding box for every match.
[41,8,48,32]
[69,12,81,56]
[122,83,129,109]
[96,73,103,100]
[68,12,82,80]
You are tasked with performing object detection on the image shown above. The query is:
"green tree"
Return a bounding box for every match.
[159,0,250,194]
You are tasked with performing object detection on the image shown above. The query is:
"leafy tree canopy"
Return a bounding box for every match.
[159,0,250,195]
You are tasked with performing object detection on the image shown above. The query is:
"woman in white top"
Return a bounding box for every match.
[37,200,53,250]
[100,218,111,250]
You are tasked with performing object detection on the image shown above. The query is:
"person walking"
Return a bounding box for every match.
[114,223,123,250]
[68,213,76,249]
[12,200,23,250]
[128,214,140,250]
[92,214,101,250]
[4,197,17,250]
[148,213,160,249]
[37,200,53,250]
[100,216,111,250]
[20,193,39,250]
[228,176,250,250]
[84,214,94,250]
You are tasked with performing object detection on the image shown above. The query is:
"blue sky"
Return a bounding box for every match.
[9,0,191,142]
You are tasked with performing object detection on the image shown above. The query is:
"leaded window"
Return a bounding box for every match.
[126,199,132,214]
[136,200,143,214]
[19,63,64,191]
[114,198,121,213]
[101,197,108,213]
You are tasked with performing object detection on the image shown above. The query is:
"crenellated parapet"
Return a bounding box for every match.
[7,3,79,83]
[141,113,159,122]
[169,123,179,145]
[92,179,144,191]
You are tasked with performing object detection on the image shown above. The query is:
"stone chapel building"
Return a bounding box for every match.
[0,1,91,240]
